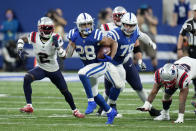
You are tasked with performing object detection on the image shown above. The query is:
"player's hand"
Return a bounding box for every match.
[53,35,59,48]
[18,49,28,60]
[98,54,112,62]
[138,59,146,71]
[136,101,152,111]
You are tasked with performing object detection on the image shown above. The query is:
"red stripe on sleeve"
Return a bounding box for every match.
[178,72,188,89]
[103,24,107,31]
[105,24,109,31]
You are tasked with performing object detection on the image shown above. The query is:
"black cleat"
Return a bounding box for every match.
[96,107,103,116]
[149,107,161,116]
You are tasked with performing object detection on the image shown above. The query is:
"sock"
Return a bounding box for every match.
[109,87,121,101]
[108,99,116,105]
[94,94,110,112]
[23,74,33,104]
[60,89,76,110]
[79,75,94,99]
[136,90,148,102]
[162,99,172,110]
[88,98,94,101]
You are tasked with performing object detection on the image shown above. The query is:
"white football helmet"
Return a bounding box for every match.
[76,13,94,35]
[38,17,54,39]
[160,63,177,88]
[121,12,138,36]
[112,6,127,26]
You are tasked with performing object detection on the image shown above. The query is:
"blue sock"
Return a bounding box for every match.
[109,87,121,101]
[23,75,33,104]
[79,74,93,99]
[94,94,110,112]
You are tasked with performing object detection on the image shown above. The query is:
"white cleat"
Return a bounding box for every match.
[101,111,123,118]
[154,111,170,121]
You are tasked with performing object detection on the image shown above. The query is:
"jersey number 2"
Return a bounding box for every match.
[38,53,50,63]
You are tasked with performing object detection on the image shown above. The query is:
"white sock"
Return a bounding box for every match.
[162,109,169,114]
[108,99,116,105]
[27,104,32,107]
[106,107,112,113]
[88,98,94,101]
[136,89,148,103]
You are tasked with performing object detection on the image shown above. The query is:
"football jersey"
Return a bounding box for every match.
[174,56,196,80]
[28,32,63,72]
[154,57,193,89]
[107,26,140,65]
[100,22,118,36]
[68,28,103,65]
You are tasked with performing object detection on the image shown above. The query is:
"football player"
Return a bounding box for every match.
[17,17,84,118]
[137,56,196,123]
[66,13,126,124]
[98,8,160,117]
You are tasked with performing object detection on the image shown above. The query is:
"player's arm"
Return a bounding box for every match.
[179,87,188,114]
[138,31,156,50]
[137,83,161,111]
[99,36,118,59]
[133,40,146,71]
[64,41,76,58]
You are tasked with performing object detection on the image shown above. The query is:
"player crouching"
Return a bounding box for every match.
[17,17,84,118]
[137,56,196,123]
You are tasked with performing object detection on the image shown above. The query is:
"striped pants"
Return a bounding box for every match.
[78,62,126,96]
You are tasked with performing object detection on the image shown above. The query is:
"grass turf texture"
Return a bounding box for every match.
[0,81,196,131]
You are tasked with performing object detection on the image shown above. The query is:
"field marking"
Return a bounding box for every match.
[0,94,7,97]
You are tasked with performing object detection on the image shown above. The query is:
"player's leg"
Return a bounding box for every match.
[192,79,196,98]
[96,77,113,115]
[78,62,107,114]
[90,77,117,124]
[123,58,160,116]
[20,67,46,113]
[154,88,176,121]
[47,70,84,118]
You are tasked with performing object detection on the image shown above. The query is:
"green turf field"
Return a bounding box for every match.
[0,81,196,131]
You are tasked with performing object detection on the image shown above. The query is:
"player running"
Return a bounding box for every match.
[66,13,126,124]
[137,56,196,123]
[97,8,160,117]
[17,17,84,118]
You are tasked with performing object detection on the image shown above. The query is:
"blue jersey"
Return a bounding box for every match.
[174,0,190,25]
[107,27,140,65]
[68,28,103,65]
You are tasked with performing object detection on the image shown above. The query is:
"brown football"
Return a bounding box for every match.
[97,46,111,59]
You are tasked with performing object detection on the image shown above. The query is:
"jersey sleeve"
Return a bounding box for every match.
[68,29,77,42]
[180,22,188,36]
[178,72,190,89]
[27,32,36,44]
[93,29,103,42]
[154,69,161,85]
[106,29,120,41]
[135,26,141,39]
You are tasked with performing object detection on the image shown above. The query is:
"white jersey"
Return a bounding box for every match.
[100,22,118,36]
[28,32,63,72]
[174,56,196,80]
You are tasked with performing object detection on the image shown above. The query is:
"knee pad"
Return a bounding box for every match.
[24,74,33,83]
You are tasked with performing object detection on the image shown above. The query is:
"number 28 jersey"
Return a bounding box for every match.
[28,32,63,72]
[68,28,103,66]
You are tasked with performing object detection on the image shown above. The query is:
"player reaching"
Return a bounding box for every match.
[17,17,84,118]
[137,56,196,123]
[97,8,160,117]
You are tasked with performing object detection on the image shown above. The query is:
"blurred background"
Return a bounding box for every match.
[0,0,196,72]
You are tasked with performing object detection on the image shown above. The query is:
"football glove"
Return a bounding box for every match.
[98,54,112,62]
[149,41,157,50]
[53,35,59,48]
[138,59,146,71]
[137,101,152,111]
[18,49,28,60]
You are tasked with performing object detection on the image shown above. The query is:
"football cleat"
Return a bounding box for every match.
[149,107,161,116]
[20,104,33,113]
[154,110,170,121]
[96,107,103,116]
[73,109,85,118]
[85,101,97,114]
[106,108,117,124]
